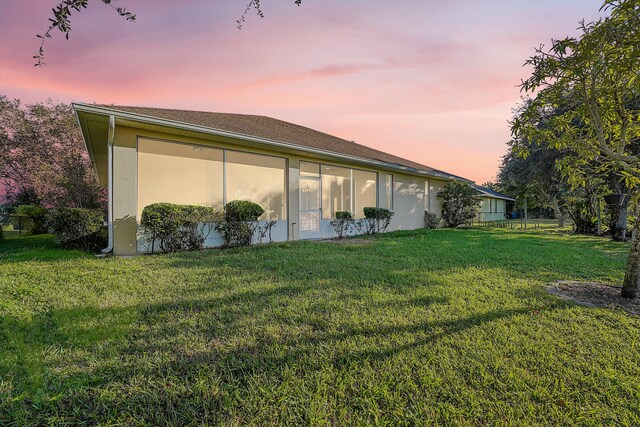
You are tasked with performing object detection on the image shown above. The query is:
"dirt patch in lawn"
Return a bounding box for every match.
[548,280,640,316]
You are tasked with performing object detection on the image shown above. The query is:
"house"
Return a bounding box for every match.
[472,184,515,222]
[74,103,478,255]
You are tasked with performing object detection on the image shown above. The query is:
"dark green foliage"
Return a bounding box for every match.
[216,201,265,248]
[363,207,392,221]
[140,203,217,253]
[438,181,481,228]
[9,187,41,206]
[14,205,48,235]
[215,221,256,247]
[46,207,106,251]
[360,207,394,234]
[424,211,439,229]
[330,211,354,238]
[335,210,353,220]
[224,200,265,222]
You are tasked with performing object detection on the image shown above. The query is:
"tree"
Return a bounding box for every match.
[437,181,481,228]
[0,96,106,210]
[35,0,136,66]
[513,0,640,298]
[36,0,302,65]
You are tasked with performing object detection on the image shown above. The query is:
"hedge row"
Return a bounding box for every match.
[140,203,218,253]
[8,205,107,251]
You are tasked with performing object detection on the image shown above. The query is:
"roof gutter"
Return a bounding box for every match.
[102,115,115,254]
[72,103,470,183]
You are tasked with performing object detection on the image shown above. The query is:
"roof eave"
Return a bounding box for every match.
[476,190,515,201]
[72,102,471,183]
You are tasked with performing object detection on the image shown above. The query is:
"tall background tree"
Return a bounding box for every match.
[0,96,106,210]
[512,0,640,298]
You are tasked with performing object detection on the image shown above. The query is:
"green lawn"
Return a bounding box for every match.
[1,229,639,425]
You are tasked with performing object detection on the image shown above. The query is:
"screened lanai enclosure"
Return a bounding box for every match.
[74,103,466,255]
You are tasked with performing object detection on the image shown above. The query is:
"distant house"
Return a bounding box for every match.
[473,184,515,222]
[74,103,484,255]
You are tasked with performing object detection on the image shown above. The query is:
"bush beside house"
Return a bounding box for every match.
[215,200,265,248]
[330,211,354,238]
[424,211,439,229]
[141,203,217,253]
[14,205,48,235]
[47,207,106,251]
[438,181,481,228]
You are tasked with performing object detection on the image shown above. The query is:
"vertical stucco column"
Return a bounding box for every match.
[288,158,300,241]
[112,127,138,255]
[377,172,384,209]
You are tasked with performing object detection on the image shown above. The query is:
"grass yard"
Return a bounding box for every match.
[1,228,639,425]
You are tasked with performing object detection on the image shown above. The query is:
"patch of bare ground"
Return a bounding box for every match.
[549,280,640,316]
[321,238,372,246]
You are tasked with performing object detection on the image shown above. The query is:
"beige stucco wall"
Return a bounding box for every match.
[475,197,507,222]
[109,124,455,254]
[388,173,426,231]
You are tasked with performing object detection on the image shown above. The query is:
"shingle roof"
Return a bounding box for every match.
[96,104,468,181]
[473,184,515,201]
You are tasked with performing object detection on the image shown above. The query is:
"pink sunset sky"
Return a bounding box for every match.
[0,0,608,184]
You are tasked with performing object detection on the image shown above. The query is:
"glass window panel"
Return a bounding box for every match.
[300,178,320,211]
[353,169,377,218]
[300,161,320,177]
[321,165,351,219]
[137,139,223,219]
[225,150,286,220]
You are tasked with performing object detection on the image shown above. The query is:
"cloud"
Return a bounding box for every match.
[0,0,607,183]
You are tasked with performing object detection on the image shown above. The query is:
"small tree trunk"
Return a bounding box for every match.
[597,200,602,236]
[621,202,640,299]
[551,199,563,227]
[558,211,567,228]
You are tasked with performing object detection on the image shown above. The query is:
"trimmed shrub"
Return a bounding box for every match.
[141,203,217,253]
[47,208,106,251]
[336,211,353,220]
[437,181,481,228]
[15,205,48,235]
[216,200,265,247]
[360,207,394,234]
[424,211,439,229]
[224,200,265,222]
[330,211,354,238]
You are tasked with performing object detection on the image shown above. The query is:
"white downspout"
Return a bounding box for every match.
[102,115,115,253]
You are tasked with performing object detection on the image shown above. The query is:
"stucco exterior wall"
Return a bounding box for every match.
[475,197,507,222]
[388,173,426,231]
[109,125,455,254]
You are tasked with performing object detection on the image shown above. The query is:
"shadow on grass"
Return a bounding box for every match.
[0,227,629,424]
[49,297,562,425]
